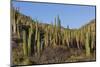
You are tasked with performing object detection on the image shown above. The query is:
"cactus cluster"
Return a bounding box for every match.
[11,8,96,64]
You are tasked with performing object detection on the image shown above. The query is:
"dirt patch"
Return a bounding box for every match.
[31,46,71,64]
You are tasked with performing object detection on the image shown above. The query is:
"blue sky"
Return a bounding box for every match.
[12,1,95,29]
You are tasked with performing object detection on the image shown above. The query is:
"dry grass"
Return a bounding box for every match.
[12,45,96,65]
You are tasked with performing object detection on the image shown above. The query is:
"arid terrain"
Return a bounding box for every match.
[11,8,96,66]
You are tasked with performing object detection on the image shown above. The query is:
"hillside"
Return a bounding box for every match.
[11,8,96,66]
[80,19,96,32]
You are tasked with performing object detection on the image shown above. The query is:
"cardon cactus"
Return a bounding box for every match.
[44,27,49,47]
[28,23,33,56]
[22,30,28,56]
[76,31,80,49]
[13,10,17,34]
[37,31,41,56]
[85,33,91,57]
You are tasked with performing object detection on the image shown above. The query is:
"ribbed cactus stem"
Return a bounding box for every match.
[35,22,38,42]
[91,32,95,49]
[28,24,33,56]
[22,30,28,56]
[37,31,40,56]
[13,11,16,34]
[76,31,80,49]
[85,33,91,57]
[16,17,20,39]
[44,28,49,47]
[66,31,70,48]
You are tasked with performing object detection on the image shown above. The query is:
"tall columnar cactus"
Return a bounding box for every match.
[22,30,28,56]
[76,31,80,49]
[80,30,85,48]
[35,21,38,54]
[57,16,61,45]
[52,18,57,47]
[51,26,54,46]
[63,30,67,46]
[57,15,61,33]
[89,26,94,51]
[35,21,41,55]
[44,27,49,47]
[37,31,41,56]
[47,26,52,46]
[35,21,38,43]
[28,23,33,56]
[57,15,61,29]
[68,30,71,47]
[62,30,65,45]
[16,16,21,39]
[91,32,95,49]
[66,30,70,48]
[85,32,91,57]
[55,18,57,44]
[49,26,52,46]
[13,10,17,34]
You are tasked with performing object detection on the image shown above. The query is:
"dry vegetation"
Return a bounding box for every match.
[11,8,96,66]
